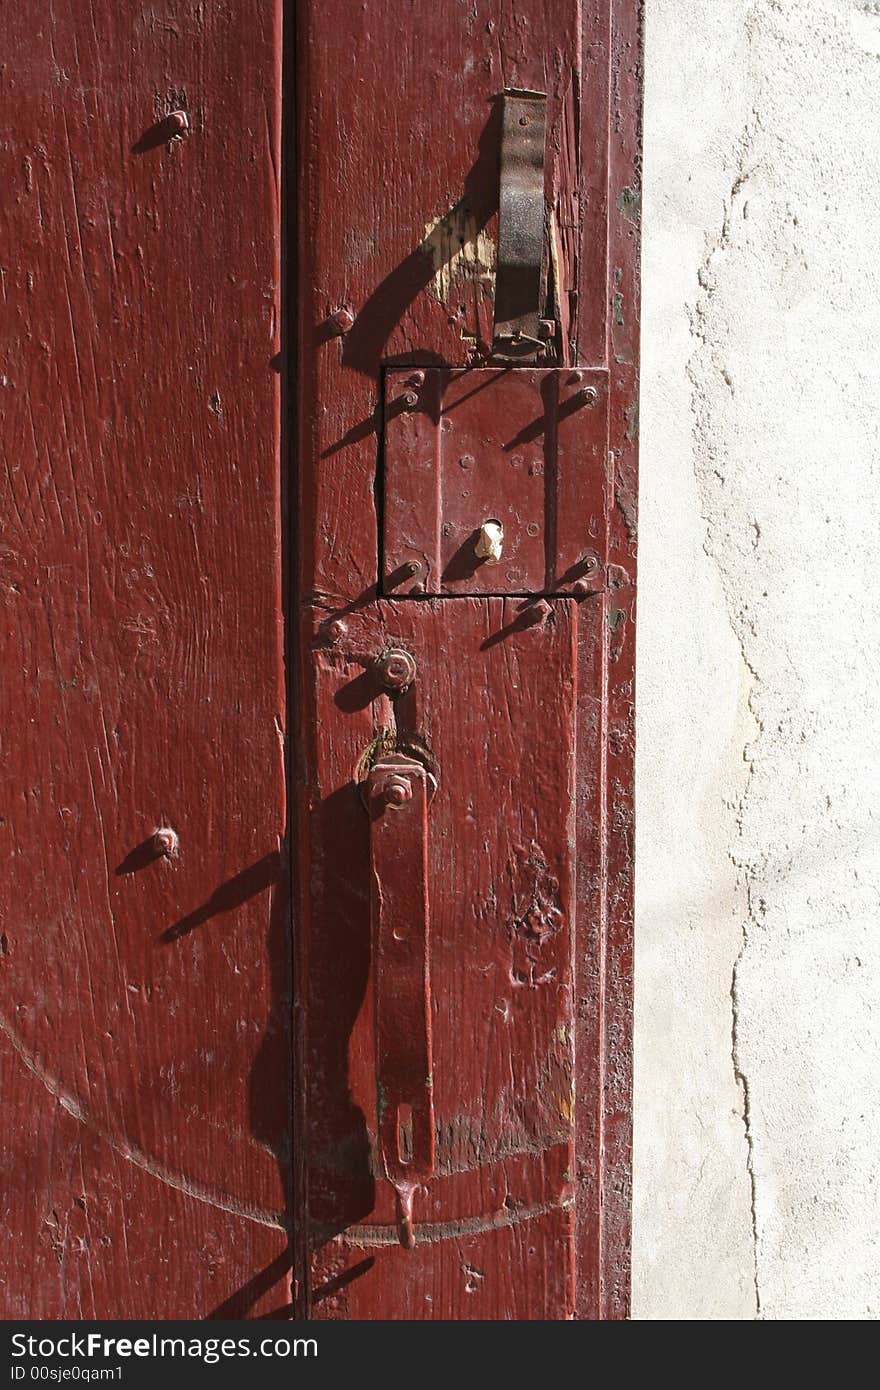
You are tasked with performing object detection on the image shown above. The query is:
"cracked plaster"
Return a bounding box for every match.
[635,0,880,1319]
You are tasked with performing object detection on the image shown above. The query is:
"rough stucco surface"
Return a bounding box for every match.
[635,0,880,1319]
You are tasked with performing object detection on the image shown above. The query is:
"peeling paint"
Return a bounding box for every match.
[420,209,495,304]
[507,842,566,989]
[616,184,641,222]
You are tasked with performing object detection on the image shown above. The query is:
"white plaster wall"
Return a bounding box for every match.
[636,0,880,1319]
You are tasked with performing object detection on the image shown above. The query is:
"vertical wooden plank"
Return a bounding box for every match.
[300,600,579,1320]
[599,0,642,1321]
[573,3,612,367]
[0,2,288,1316]
[293,0,640,1319]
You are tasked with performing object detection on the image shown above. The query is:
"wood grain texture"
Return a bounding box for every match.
[382,367,609,597]
[0,2,288,1317]
[302,599,579,1319]
[294,0,641,1319]
[596,0,642,1321]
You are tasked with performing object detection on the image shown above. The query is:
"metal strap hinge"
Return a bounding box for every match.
[492,88,551,362]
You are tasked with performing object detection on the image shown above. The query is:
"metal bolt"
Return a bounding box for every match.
[579,554,599,574]
[325,618,347,642]
[404,560,421,576]
[329,305,355,333]
[153,827,179,857]
[568,370,584,385]
[373,647,417,691]
[166,110,189,139]
[519,599,552,628]
[377,776,412,808]
[576,386,598,406]
[406,371,426,388]
[400,390,419,410]
[572,580,591,597]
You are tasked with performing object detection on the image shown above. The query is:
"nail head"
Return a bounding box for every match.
[153,827,179,857]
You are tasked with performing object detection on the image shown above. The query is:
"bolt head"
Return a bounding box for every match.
[379,777,412,807]
[330,305,354,333]
[520,599,552,628]
[577,386,598,406]
[374,647,417,691]
[401,390,419,409]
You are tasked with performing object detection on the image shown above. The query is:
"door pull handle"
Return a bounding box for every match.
[366,754,435,1248]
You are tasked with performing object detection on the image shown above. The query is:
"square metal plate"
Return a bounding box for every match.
[382,366,609,595]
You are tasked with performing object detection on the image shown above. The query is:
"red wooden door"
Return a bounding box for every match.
[1,4,289,1318]
[0,0,639,1322]
[294,0,641,1320]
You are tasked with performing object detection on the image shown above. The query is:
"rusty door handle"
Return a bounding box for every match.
[366,754,435,1248]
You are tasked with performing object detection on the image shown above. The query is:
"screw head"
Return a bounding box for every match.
[406,371,426,388]
[401,390,419,410]
[330,305,354,333]
[373,647,417,691]
[576,386,598,407]
[404,560,422,577]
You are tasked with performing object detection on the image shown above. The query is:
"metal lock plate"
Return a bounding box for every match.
[382,366,609,595]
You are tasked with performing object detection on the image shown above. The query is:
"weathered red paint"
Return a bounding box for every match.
[0,0,639,1322]
[294,0,641,1319]
[382,368,609,596]
[1,3,289,1317]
